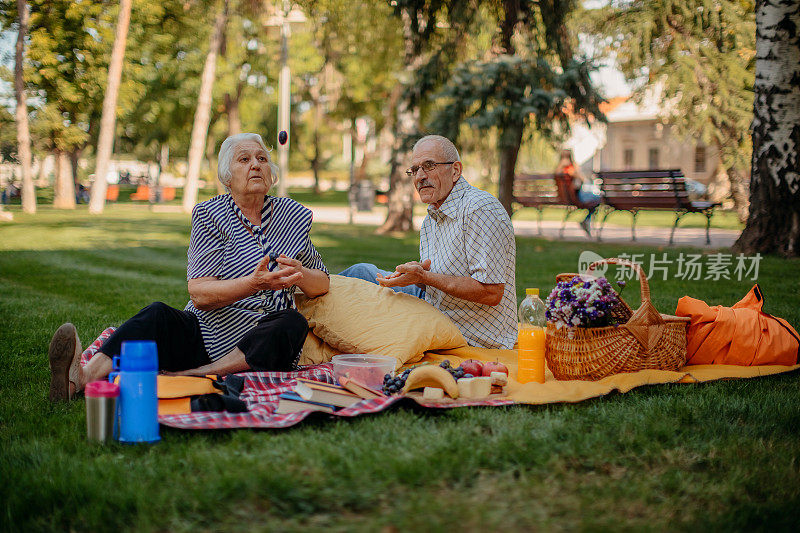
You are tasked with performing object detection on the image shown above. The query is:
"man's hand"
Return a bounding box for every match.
[377,258,432,288]
[378,257,504,306]
[249,254,303,292]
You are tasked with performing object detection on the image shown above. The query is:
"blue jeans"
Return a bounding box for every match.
[577,187,601,223]
[338,263,425,299]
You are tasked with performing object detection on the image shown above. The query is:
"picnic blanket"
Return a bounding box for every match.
[81,328,800,430]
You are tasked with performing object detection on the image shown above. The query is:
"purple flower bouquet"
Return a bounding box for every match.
[545,276,623,329]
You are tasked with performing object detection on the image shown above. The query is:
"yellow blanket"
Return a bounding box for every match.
[424,346,800,404]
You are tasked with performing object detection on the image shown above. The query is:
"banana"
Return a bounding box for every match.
[401,365,459,398]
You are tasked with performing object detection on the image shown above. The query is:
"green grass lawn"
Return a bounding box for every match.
[1,207,798,532]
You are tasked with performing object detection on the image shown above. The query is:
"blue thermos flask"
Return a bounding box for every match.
[109,340,160,443]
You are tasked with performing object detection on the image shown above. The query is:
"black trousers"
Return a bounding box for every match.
[99,302,308,372]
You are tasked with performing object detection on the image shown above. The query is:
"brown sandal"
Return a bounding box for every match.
[48,323,82,402]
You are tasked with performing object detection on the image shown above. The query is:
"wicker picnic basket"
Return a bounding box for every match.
[545,258,690,381]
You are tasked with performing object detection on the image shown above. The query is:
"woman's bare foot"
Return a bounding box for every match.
[48,323,83,401]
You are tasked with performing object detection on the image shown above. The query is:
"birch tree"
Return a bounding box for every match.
[734,0,800,257]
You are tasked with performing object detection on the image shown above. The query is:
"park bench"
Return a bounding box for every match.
[512,172,597,236]
[596,169,720,245]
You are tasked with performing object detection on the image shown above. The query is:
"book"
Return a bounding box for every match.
[338,376,387,400]
[274,392,339,414]
[293,378,363,408]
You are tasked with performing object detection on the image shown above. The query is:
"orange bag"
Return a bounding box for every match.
[675,284,799,366]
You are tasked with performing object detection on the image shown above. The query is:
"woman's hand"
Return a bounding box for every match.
[248,254,303,292]
[189,253,329,311]
[275,254,330,298]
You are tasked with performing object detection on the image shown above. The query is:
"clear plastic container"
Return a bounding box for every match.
[331,354,397,390]
[518,288,547,384]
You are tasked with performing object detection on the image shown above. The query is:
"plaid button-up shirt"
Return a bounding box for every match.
[420,177,517,349]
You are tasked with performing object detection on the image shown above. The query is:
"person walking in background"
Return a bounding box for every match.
[556,149,600,237]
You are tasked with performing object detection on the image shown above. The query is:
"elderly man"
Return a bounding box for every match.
[340,135,517,349]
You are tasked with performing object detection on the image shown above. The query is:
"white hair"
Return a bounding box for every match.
[412,134,461,163]
[217,133,280,191]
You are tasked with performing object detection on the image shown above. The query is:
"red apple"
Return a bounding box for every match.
[460,359,483,377]
[482,361,508,377]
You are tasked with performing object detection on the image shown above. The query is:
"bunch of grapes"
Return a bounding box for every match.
[382,368,411,395]
[439,359,468,379]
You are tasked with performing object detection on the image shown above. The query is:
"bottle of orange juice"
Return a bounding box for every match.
[518,288,546,383]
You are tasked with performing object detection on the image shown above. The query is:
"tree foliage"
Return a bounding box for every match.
[431,55,595,142]
[429,0,604,213]
[586,0,756,218]
[114,1,212,159]
[24,0,114,156]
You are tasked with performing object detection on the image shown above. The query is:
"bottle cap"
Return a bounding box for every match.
[85,380,120,398]
[120,341,158,372]
[526,288,539,297]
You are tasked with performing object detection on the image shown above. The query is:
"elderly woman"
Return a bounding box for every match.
[48,133,330,401]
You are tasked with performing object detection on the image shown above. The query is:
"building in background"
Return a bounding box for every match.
[566,88,729,200]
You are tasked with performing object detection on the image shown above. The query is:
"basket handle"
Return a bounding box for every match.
[586,258,665,351]
[586,257,650,305]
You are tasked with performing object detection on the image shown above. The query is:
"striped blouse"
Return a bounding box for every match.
[184,194,327,361]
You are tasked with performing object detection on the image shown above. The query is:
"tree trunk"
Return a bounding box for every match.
[53,150,76,209]
[712,139,750,223]
[493,0,521,217]
[205,132,223,196]
[224,91,241,137]
[726,166,750,223]
[377,86,416,233]
[311,134,321,195]
[733,0,800,257]
[15,0,35,214]
[38,154,52,183]
[312,95,322,194]
[182,0,227,213]
[88,0,132,214]
[220,21,241,139]
[497,122,524,216]
[378,8,420,234]
[69,150,80,191]
[221,86,240,193]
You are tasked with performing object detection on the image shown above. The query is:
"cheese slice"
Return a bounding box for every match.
[422,387,445,400]
[457,377,491,399]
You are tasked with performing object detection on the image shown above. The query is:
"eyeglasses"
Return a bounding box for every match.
[405,161,455,177]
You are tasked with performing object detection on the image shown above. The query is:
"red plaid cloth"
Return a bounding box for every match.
[80,326,116,366]
[160,365,514,430]
[83,328,516,430]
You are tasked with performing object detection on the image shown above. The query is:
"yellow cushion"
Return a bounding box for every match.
[298,330,340,366]
[295,275,467,368]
